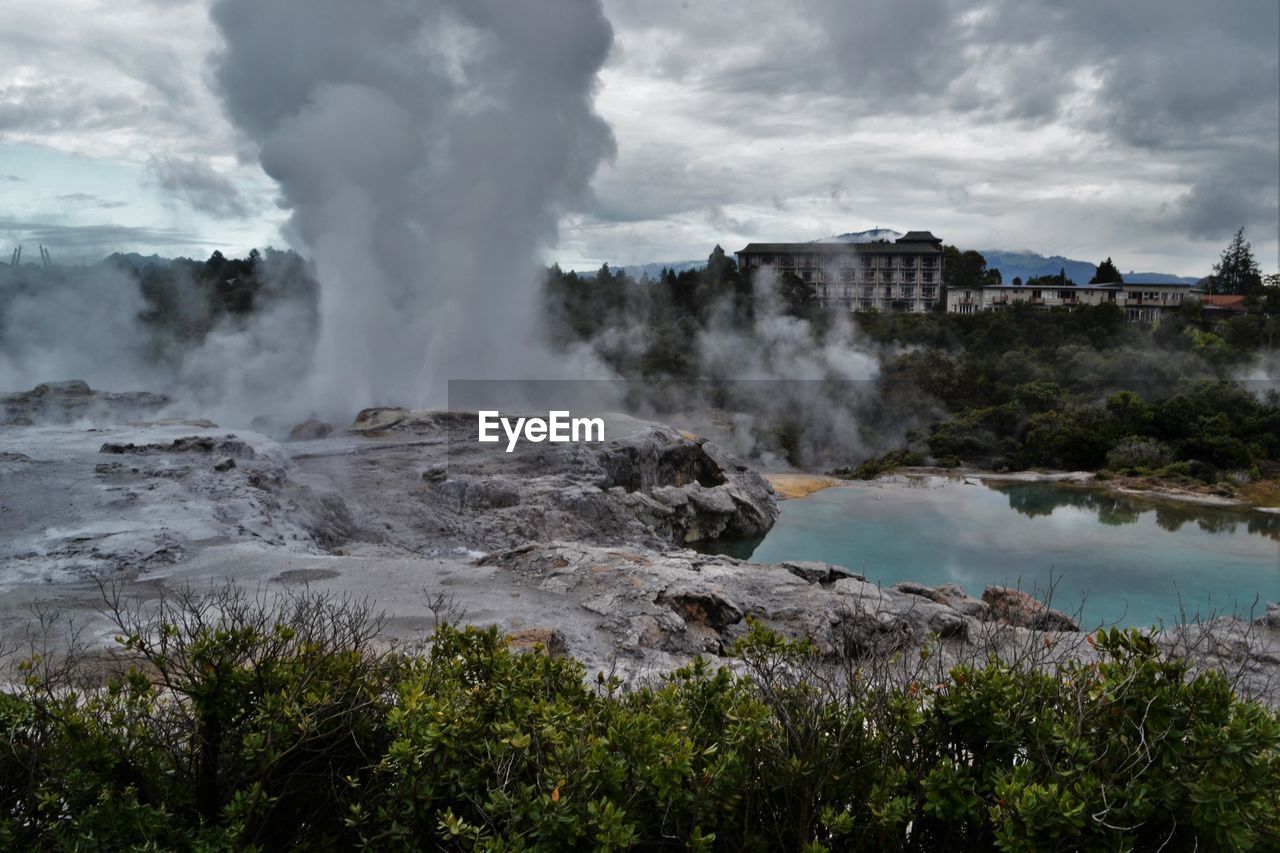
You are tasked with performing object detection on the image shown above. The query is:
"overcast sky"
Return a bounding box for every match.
[2,0,1277,276]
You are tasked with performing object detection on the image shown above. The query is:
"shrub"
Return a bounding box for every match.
[2,591,1277,850]
[1105,436,1172,471]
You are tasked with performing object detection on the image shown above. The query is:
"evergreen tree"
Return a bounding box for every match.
[705,244,735,284]
[1209,228,1262,295]
[1089,257,1124,284]
[941,246,996,289]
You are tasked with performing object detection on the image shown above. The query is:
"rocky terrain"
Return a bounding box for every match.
[2,381,1279,701]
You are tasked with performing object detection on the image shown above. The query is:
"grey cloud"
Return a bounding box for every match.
[2,174,22,182]
[147,155,250,219]
[590,0,1277,257]
[1165,164,1280,244]
[0,217,215,257]
[0,76,147,135]
[52,192,128,209]
[606,0,1277,143]
[0,3,233,160]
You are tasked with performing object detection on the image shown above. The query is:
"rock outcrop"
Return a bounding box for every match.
[295,411,780,552]
[477,542,1081,662]
[981,586,1081,632]
[473,542,1280,702]
[2,380,170,425]
[288,419,334,441]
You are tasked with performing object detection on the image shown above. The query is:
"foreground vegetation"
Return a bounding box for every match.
[3,587,1277,850]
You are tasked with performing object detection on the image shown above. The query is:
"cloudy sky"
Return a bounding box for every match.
[2,0,1277,276]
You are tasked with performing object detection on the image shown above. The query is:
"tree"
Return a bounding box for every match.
[1208,228,1261,295]
[942,246,998,289]
[1025,268,1076,289]
[1090,257,1124,284]
[777,270,817,318]
[705,244,735,285]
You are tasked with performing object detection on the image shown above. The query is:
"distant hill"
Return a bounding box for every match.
[979,250,1200,286]
[614,260,705,280]
[1117,271,1205,285]
[813,228,903,244]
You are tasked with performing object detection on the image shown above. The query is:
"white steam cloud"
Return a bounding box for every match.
[209,0,616,418]
[0,265,156,393]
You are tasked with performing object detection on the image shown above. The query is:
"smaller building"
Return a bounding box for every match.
[945,281,1204,322]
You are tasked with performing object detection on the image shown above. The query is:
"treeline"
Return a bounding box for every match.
[860,304,1280,481]
[114,249,318,357]
[1,248,319,363]
[2,586,1276,849]
[544,246,771,379]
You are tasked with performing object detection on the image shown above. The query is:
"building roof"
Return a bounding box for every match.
[896,230,943,244]
[973,280,1202,290]
[1201,294,1248,311]
[736,241,942,255]
[983,282,1122,290]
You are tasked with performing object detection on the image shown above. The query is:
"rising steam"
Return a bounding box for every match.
[208,0,616,419]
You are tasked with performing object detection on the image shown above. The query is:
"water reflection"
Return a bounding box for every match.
[988,481,1280,541]
[714,478,1280,627]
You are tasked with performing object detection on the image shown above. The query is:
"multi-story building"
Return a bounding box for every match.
[945,281,1205,322]
[735,231,945,313]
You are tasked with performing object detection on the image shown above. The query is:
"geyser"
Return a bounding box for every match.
[209,0,616,418]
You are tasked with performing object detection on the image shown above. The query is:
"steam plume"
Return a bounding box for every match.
[209,0,616,417]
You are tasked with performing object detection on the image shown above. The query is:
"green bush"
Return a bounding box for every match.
[1106,436,1173,471]
[2,589,1277,850]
